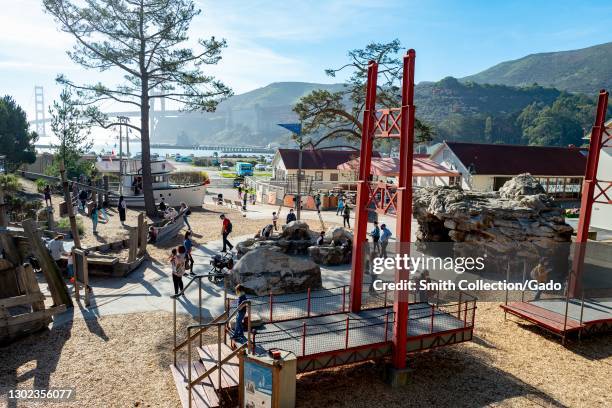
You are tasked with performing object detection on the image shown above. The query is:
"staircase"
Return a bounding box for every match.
[170,343,241,408]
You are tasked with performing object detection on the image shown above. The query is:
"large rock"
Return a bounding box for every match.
[281,221,317,241]
[413,174,572,277]
[308,245,347,265]
[324,226,353,244]
[230,247,322,295]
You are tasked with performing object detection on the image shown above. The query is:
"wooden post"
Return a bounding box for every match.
[137,213,147,257]
[46,207,55,231]
[0,189,7,227]
[59,161,81,248]
[73,248,90,307]
[16,264,45,311]
[103,176,109,204]
[22,219,72,307]
[128,228,138,262]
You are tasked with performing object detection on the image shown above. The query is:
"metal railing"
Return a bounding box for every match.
[186,301,252,408]
[171,272,227,365]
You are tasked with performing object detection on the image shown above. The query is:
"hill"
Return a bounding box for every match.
[462,42,612,94]
[154,79,565,146]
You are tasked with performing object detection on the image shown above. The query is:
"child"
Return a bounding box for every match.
[43,185,52,207]
[66,247,75,278]
[233,284,247,340]
[272,212,279,231]
[170,247,186,295]
[184,231,194,275]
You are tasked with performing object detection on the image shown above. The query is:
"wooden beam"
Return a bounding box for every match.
[128,228,138,262]
[137,213,147,257]
[22,219,72,308]
[59,161,81,248]
[17,264,46,311]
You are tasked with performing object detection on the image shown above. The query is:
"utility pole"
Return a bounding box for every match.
[117,116,129,194]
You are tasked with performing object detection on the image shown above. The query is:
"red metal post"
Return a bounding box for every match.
[570,90,609,297]
[350,61,379,312]
[342,286,346,312]
[384,312,390,342]
[392,49,416,370]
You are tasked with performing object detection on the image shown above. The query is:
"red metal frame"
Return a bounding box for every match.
[570,90,611,297]
[349,50,417,369]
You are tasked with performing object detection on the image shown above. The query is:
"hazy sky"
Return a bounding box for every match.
[1,0,611,124]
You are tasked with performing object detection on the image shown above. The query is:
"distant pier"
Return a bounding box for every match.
[150,144,275,154]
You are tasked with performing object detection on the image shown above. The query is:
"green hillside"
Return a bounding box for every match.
[462,42,612,94]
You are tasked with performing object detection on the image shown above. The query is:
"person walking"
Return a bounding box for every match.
[180,202,192,231]
[370,221,381,255]
[336,195,344,216]
[237,185,242,200]
[343,204,351,228]
[171,247,186,296]
[184,231,194,275]
[286,208,296,224]
[380,224,392,258]
[78,189,88,212]
[43,185,52,207]
[242,190,247,212]
[272,212,279,231]
[220,214,233,252]
[315,194,322,213]
[232,284,248,340]
[118,195,127,226]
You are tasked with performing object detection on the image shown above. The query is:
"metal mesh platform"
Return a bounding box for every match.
[252,304,470,358]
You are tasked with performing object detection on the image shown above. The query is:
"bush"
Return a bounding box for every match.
[35,178,47,193]
[0,174,21,192]
[57,217,85,235]
[193,157,213,167]
[169,171,209,185]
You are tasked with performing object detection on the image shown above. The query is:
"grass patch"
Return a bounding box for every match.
[57,217,85,235]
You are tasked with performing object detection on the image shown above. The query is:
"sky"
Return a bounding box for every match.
[1,0,611,129]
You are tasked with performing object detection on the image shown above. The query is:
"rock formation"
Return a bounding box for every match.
[413,174,573,277]
[230,246,322,295]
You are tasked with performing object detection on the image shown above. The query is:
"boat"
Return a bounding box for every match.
[96,158,207,208]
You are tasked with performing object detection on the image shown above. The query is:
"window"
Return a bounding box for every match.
[315,171,323,181]
[449,176,461,186]
[329,173,339,181]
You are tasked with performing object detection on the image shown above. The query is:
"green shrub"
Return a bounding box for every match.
[0,174,21,192]
[35,178,47,193]
[57,217,84,235]
[169,171,209,185]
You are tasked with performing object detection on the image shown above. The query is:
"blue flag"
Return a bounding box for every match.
[277,123,302,135]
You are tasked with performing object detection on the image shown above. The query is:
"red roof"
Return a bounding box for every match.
[277,149,380,170]
[338,157,459,177]
[445,142,587,176]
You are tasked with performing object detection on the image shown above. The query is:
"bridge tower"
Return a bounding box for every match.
[34,86,46,137]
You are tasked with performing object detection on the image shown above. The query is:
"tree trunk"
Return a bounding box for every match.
[140,80,156,217]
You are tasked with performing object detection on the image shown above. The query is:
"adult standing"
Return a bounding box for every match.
[343,204,351,228]
[172,247,186,295]
[158,197,167,212]
[78,189,88,212]
[220,214,233,252]
[336,195,344,216]
[180,202,192,231]
[369,221,381,255]
[286,208,296,224]
[380,224,392,258]
[118,195,127,227]
[315,194,322,213]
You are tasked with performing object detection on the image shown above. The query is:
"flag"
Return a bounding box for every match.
[277,123,302,135]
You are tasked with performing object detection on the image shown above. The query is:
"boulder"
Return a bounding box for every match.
[308,245,348,265]
[498,173,545,199]
[281,221,316,241]
[324,226,353,244]
[230,247,322,295]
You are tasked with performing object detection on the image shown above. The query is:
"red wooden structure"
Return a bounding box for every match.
[349,49,417,369]
[570,90,611,297]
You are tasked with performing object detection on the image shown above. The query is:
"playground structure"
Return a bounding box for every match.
[501,90,612,343]
[169,49,479,408]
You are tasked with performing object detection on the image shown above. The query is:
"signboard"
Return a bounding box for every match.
[243,359,272,408]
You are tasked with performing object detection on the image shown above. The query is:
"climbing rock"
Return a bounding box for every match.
[230,247,322,295]
[308,245,348,265]
[324,226,353,244]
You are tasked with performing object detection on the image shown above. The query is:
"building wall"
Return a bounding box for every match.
[429,144,471,189]
[591,146,612,230]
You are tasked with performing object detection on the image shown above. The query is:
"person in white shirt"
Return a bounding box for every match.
[48,235,66,262]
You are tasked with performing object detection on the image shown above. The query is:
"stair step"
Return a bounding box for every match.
[170,362,220,408]
[197,343,240,391]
